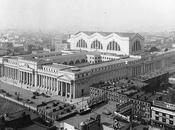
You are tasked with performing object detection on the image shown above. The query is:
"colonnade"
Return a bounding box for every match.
[131,62,157,77]
[1,66,73,99]
[19,71,34,86]
[37,74,72,98]
[4,66,19,80]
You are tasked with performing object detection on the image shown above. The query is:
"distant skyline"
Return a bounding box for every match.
[0,0,175,33]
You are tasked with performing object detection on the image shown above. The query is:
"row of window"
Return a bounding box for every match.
[76,62,126,79]
[89,60,101,64]
[76,39,142,52]
[62,59,87,65]
[89,56,101,59]
[37,53,61,58]
[76,39,121,51]
[43,67,58,73]
[155,111,174,118]
[7,60,18,65]
[155,116,174,125]
[89,56,117,61]
[131,99,150,106]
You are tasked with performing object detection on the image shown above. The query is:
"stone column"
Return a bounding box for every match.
[50,77,52,90]
[39,74,41,87]
[9,68,11,79]
[67,83,70,98]
[51,78,53,91]
[34,71,37,87]
[54,78,56,92]
[13,69,14,80]
[13,69,15,79]
[26,72,28,85]
[11,68,13,79]
[38,74,40,87]
[47,77,49,90]
[70,84,72,99]
[7,67,9,78]
[9,68,10,78]
[73,82,75,99]
[43,76,45,89]
[5,67,6,77]
[57,80,59,95]
[49,77,51,90]
[29,73,31,86]
[49,77,51,91]
[25,72,27,84]
[52,78,55,91]
[60,82,63,96]
[22,71,23,83]
[65,83,68,98]
[23,72,25,84]
[27,72,29,85]
[18,70,20,83]
[19,71,21,83]
[23,72,26,84]
[23,72,24,83]
[31,72,33,86]
[55,79,57,92]
[47,76,49,90]
[3,67,5,77]
[45,76,47,89]
[41,75,43,88]
[16,69,18,80]
[45,76,46,89]
[21,71,23,83]
[40,75,42,88]
[6,67,9,78]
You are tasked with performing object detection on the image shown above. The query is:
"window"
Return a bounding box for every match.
[170,120,173,125]
[162,118,166,123]
[170,115,173,119]
[76,39,87,48]
[162,113,166,117]
[132,40,141,52]
[107,41,121,51]
[91,40,103,49]
[155,111,159,115]
[155,116,159,121]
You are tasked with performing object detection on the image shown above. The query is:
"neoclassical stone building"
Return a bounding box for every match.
[68,31,144,55]
[0,31,175,99]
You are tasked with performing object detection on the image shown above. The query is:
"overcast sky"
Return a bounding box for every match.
[0,0,175,33]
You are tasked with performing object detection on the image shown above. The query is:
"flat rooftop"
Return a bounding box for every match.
[91,79,147,96]
[77,56,139,73]
[135,69,169,81]
[130,92,162,103]
[42,54,139,74]
[5,109,38,121]
[3,51,140,74]
[63,101,130,129]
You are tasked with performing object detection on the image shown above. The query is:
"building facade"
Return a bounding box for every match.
[68,31,144,55]
[151,100,175,130]
[0,32,175,99]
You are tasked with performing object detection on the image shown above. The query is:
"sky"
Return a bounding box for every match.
[0,0,175,33]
